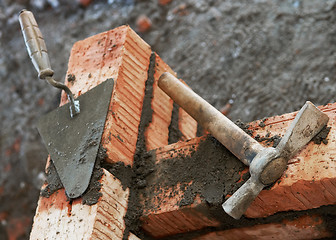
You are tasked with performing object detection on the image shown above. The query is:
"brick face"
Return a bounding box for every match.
[61,26,150,166]
[140,137,223,238]
[193,215,332,240]
[32,25,199,240]
[30,170,130,240]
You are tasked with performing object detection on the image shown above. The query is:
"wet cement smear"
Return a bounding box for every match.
[41,145,107,205]
[312,125,331,145]
[81,146,106,205]
[144,135,247,211]
[41,160,64,198]
[121,52,157,240]
[168,103,183,144]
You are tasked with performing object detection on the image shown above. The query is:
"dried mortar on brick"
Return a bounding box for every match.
[312,125,331,145]
[81,146,106,205]
[118,52,157,240]
[235,119,282,147]
[143,135,249,211]
[40,160,63,198]
[40,145,106,205]
[168,103,183,144]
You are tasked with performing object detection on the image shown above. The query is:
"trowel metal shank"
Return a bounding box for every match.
[38,78,114,199]
[158,72,264,166]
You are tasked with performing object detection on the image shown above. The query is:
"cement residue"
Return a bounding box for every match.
[40,145,106,205]
[259,118,267,128]
[325,207,336,237]
[145,135,248,210]
[121,52,156,240]
[81,145,106,205]
[312,125,331,145]
[196,123,204,137]
[102,161,133,191]
[168,102,183,144]
[0,224,7,240]
[235,119,282,147]
[254,133,282,148]
[67,74,76,84]
[40,160,64,198]
[235,119,254,136]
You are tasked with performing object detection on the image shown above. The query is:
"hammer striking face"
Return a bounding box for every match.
[158,72,329,219]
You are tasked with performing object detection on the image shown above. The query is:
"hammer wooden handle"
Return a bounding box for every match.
[158,72,264,166]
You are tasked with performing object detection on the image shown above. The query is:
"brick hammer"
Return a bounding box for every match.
[158,72,329,219]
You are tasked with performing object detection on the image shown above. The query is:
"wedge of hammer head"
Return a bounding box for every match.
[223,101,329,219]
[158,72,329,219]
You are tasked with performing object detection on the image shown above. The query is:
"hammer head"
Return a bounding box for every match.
[223,101,329,219]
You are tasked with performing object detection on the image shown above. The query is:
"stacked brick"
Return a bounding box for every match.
[29,26,336,240]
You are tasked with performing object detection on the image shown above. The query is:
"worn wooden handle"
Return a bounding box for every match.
[158,72,264,165]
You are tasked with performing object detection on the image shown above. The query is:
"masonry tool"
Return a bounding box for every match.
[158,72,329,219]
[19,10,114,199]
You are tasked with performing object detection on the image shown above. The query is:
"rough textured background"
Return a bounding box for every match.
[0,0,335,239]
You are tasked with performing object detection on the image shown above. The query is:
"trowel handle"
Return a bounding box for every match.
[19,9,54,79]
[158,72,265,166]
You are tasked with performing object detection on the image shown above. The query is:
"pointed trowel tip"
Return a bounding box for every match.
[66,186,87,199]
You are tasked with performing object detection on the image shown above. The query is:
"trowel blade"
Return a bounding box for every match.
[37,78,114,199]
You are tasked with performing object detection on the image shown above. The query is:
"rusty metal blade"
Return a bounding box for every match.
[37,78,114,198]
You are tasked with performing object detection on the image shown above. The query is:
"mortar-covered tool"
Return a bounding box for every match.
[158,72,329,219]
[19,10,114,199]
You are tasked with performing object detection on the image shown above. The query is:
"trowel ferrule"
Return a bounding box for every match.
[44,76,80,118]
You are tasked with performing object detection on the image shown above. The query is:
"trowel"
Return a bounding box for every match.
[19,10,114,199]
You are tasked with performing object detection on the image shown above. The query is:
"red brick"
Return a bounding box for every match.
[30,170,132,240]
[61,26,151,166]
[32,25,199,239]
[60,26,197,164]
[31,25,336,239]
[178,105,198,141]
[78,0,93,7]
[193,215,332,240]
[245,103,336,218]
[140,103,336,237]
[158,0,172,5]
[140,137,223,238]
